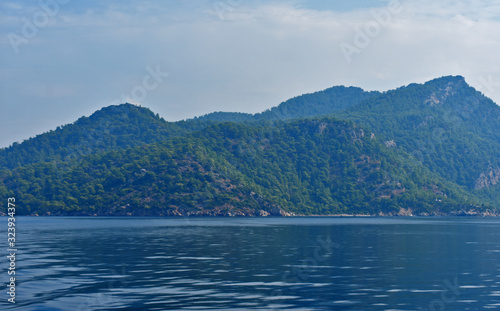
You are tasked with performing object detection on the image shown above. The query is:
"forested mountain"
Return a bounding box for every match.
[336,76,500,199]
[0,118,478,216]
[192,86,379,122]
[0,104,188,170]
[0,86,377,170]
[0,76,498,216]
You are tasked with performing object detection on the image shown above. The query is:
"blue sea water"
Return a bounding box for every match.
[1,216,500,310]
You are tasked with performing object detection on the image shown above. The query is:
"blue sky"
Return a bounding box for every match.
[1,0,500,148]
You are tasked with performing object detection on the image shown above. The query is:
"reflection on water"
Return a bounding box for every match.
[1,217,500,310]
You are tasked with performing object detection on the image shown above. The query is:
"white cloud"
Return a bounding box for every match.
[0,0,499,147]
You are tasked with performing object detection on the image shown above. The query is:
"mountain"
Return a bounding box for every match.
[192,86,380,122]
[194,75,500,205]
[0,118,477,216]
[0,103,189,170]
[0,76,498,216]
[336,76,500,197]
[0,86,378,170]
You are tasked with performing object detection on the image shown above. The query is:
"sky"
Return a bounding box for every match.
[1,0,500,148]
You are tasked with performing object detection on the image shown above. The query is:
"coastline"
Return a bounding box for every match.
[1,208,498,217]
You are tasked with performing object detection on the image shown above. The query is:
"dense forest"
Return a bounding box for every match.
[0,76,498,216]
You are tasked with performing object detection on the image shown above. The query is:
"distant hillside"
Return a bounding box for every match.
[0,104,188,170]
[0,118,477,216]
[0,76,498,216]
[0,86,378,170]
[192,86,380,122]
[337,76,500,194]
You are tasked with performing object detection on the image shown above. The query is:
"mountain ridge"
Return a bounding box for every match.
[1,75,498,216]
[191,85,381,122]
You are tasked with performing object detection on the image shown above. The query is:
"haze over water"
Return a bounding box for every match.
[1,217,499,310]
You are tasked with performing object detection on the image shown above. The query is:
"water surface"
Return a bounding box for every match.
[1,217,499,310]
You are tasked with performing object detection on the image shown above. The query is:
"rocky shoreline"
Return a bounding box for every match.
[2,208,499,217]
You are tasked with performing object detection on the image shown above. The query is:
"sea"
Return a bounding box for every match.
[1,216,500,310]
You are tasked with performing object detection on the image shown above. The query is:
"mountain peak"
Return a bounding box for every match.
[424,75,467,88]
[88,102,153,119]
[432,75,465,82]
